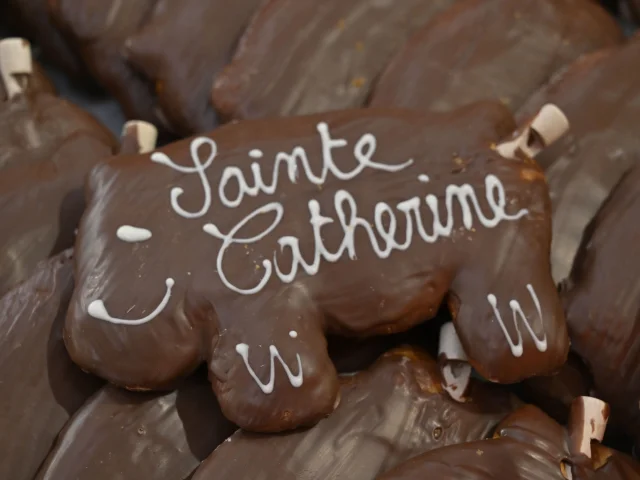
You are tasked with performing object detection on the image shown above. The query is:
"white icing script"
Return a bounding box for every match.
[235,343,303,394]
[148,122,528,295]
[88,278,174,325]
[487,284,548,357]
[117,225,153,243]
[90,123,530,326]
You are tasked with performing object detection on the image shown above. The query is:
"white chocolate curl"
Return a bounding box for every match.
[496,104,570,160]
[438,322,471,402]
[568,396,610,459]
[0,38,33,100]
[121,120,158,154]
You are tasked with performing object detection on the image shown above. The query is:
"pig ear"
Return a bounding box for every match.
[568,396,610,459]
[438,322,472,402]
[120,120,159,154]
[496,104,569,160]
[0,38,32,100]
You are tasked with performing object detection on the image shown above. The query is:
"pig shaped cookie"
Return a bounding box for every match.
[561,163,640,455]
[124,0,263,135]
[65,101,570,432]
[0,39,159,296]
[517,36,640,283]
[379,398,638,480]
[370,0,623,114]
[212,0,460,121]
[0,251,103,480]
[37,374,235,480]
[192,346,519,480]
[50,0,161,128]
[0,39,119,295]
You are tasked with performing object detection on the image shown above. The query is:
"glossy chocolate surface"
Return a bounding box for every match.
[125,0,263,135]
[65,103,567,432]
[562,164,640,448]
[51,0,161,127]
[370,0,622,114]
[212,0,459,121]
[0,251,103,480]
[379,405,639,479]
[0,91,116,295]
[517,36,640,283]
[192,347,519,480]
[37,374,235,480]
[5,0,86,77]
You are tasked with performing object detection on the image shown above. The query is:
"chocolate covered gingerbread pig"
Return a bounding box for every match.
[192,346,519,480]
[65,101,570,432]
[123,0,263,134]
[0,38,163,296]
[370,0,623,114]
[518,35,640,283]
[212,0,459,121]
[37,374,235,480]
[49,0,162,128]
[0,251,103,480]
[561,163,640,456]
[379,398,639,480]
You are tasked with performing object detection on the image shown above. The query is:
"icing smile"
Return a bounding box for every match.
[88,278,175,325]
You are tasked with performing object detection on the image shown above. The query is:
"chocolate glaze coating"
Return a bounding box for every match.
[212,0,459,121]
[4,0,86,77]
[36,374,235,480]
[125,0,263,135]
[50,0,162,127]
[0,251,103,480]
[562,164,640,450]
[517,36,640,283]
[370,0,623,114]
[379,405,640,479]
[192,347,520,480]
[65,103,568,432]
[0,91,116,295]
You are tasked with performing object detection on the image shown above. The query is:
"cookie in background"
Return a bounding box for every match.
[50,0,162,129]
[0,251,103,480]
[518,35,640,283]
[212,0,460,121]
[0,38,120,295]
[36,373,235,480]
[370,0,623,114]
[192,347,520,480]
[561,163,640,458]
[379,398,640,479]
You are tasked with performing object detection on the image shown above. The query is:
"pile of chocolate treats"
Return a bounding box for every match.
[2,0,640,478]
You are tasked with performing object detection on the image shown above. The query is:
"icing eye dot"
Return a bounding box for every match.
[249,149,263,159]
[418,174,430,183]
[117,225,153,243]
[289,330,298,338]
